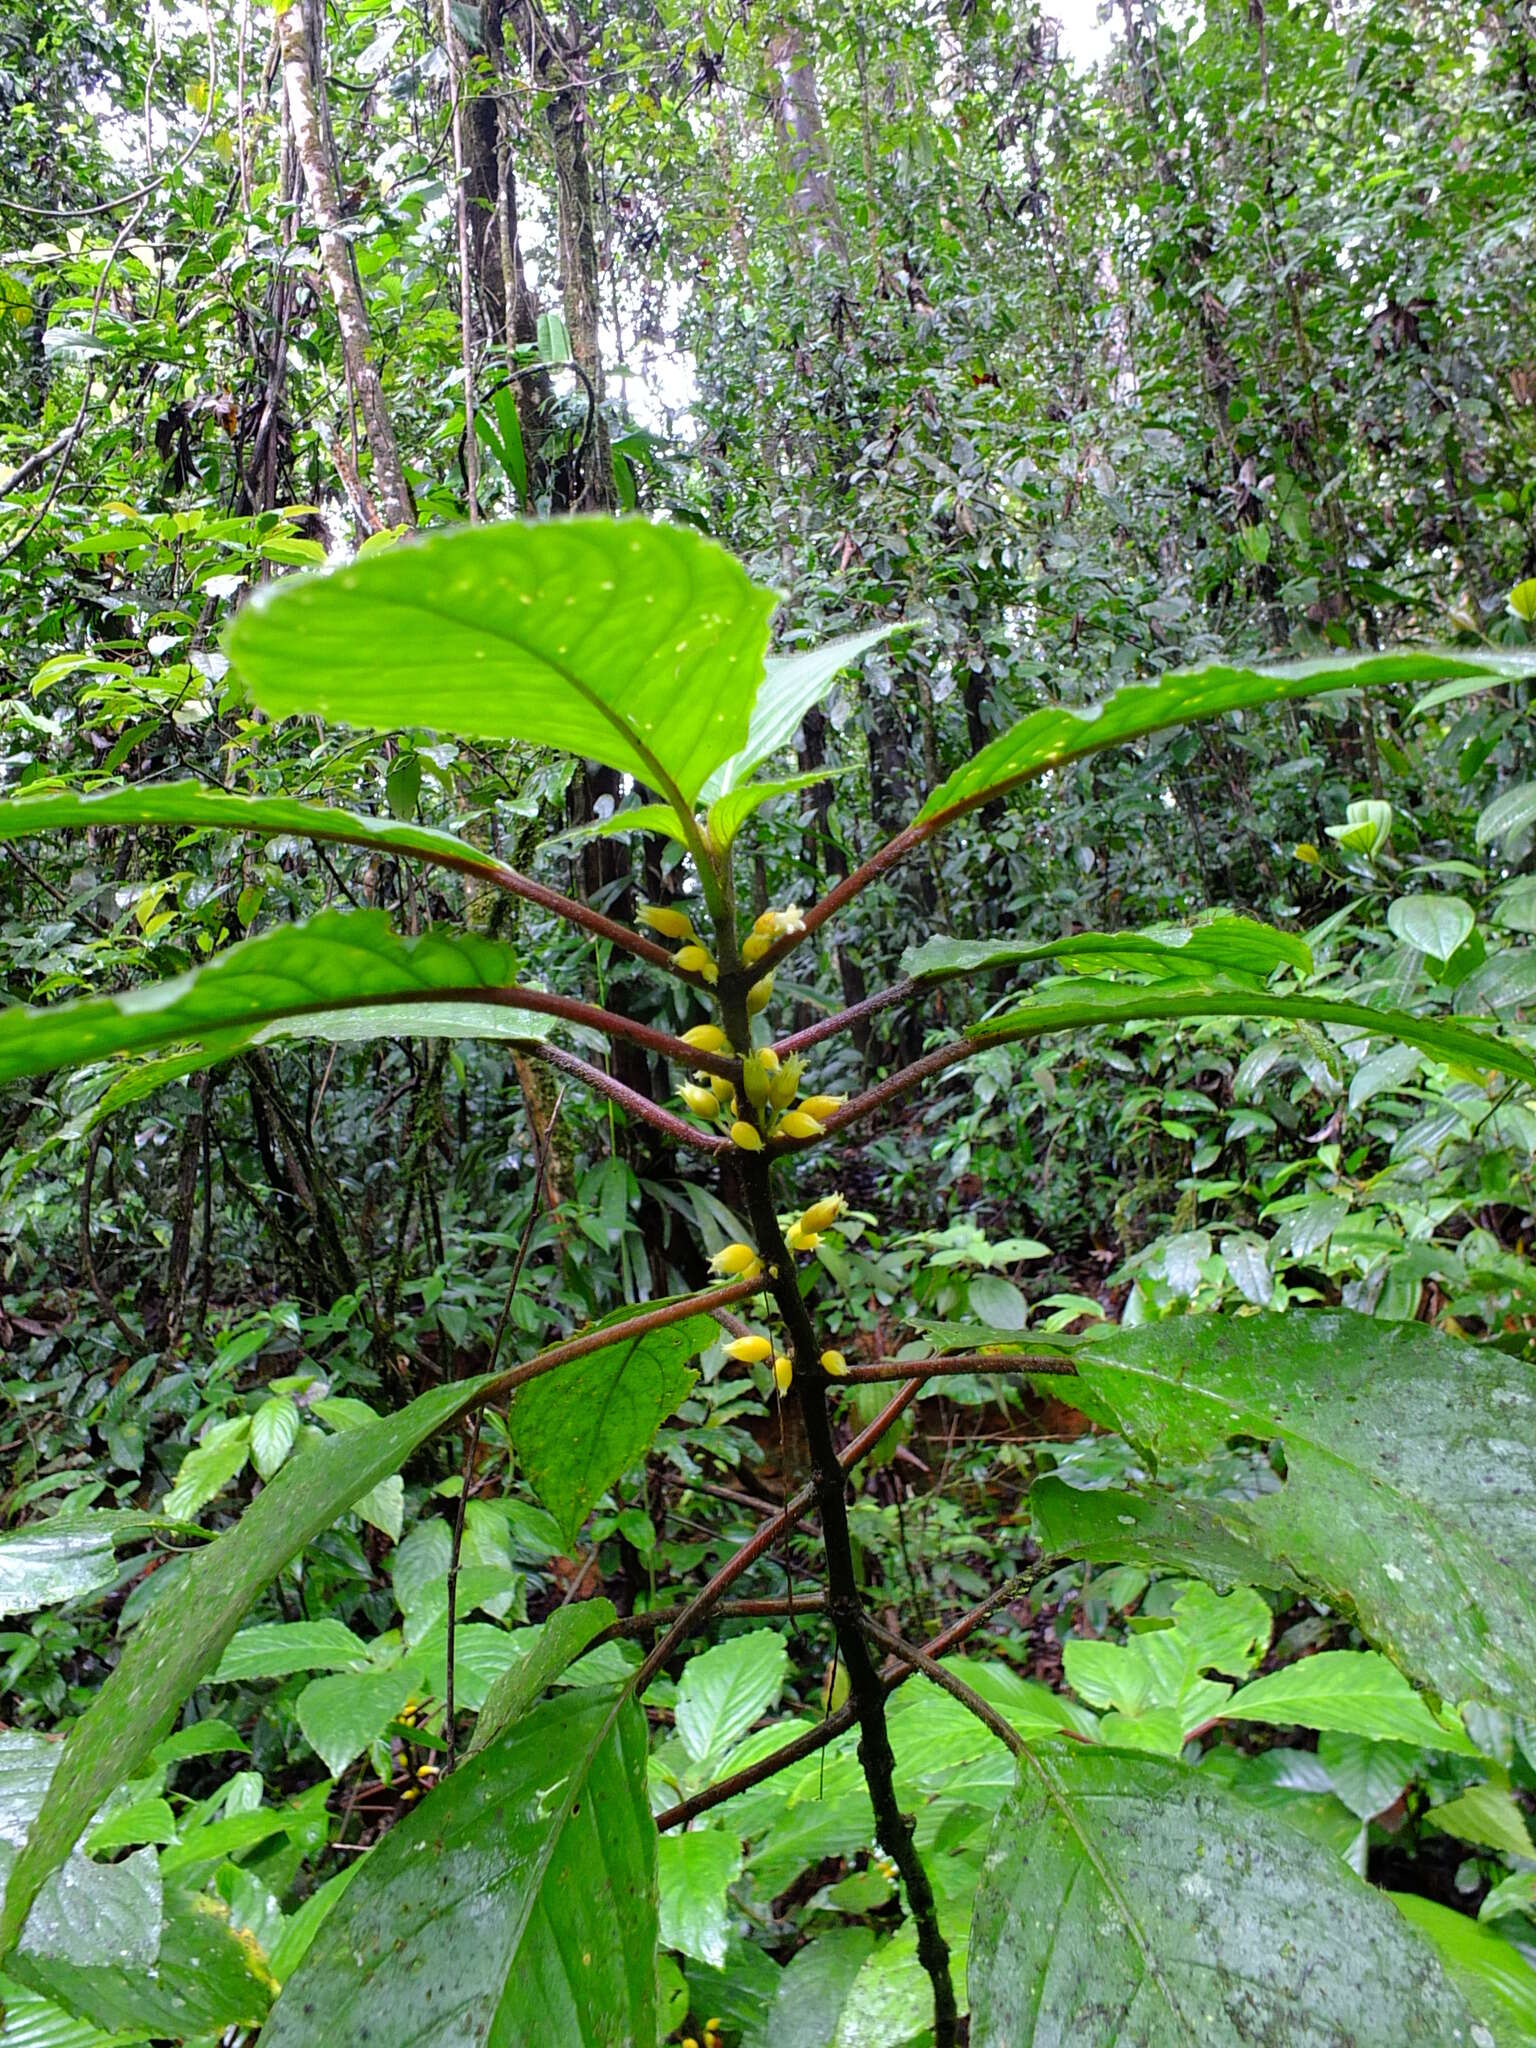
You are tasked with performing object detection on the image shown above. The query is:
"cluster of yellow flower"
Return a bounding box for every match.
[709,1198,850,1395]
[675,1029,846,1153]
[681,2019,724,2048]
[639,901,805,1013]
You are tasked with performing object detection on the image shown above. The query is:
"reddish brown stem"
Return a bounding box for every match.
[768,1041,974,1154]
[530,1043,729,1155]
[771,979,919,1059]
[589,1593,827,1648]
[844,1353,1078,1382]
[751,821,929,980]
[473,1277,762,1408]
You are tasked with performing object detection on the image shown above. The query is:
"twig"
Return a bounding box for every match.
[844,1352,1078,1382]
[588,1592,827,1648]
[771,978,919,1058]
[530,1042,730,1155]
[861,1615,1024,1756]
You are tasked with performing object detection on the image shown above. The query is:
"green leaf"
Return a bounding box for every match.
[918,648,1536,826]
[297,1668,419,1778]
[0,1374,495,1961]
[0,1531,117,1620]
[1225,1653,1475,1752]
[976,978,1536,1090]
[904,913,1311,988]
[225,518,778,807]
[1425,1783,1536,1859]
[0,783,514,889]
[1388,894,1476,963]
[162,1416,251,1520]
[706,768,844,851]
[508,1309,715,1550]
[1476,782,1536,853]
[1391,1894,1536,2046]
[260,1691,655,2047]
[0,1971,148,2047]
[249,1397,300,1481]
[213,1619,371,1681]
[0,911,557,1087]
[468,1599,617,1756]
[968,1746,1477,2045]
[699,625,893,798]
[675,1631,789,1777]
[657,1829,743,1968]
[1052,1312,1536,1716]
[745,1928,875,2048]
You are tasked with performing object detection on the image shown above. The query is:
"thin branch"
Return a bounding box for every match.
[771,978,919,1058]
[589,1592,827,1647]
[845,1352,1078,1382]
[768,1041,974,1153]
[529,1042,730,1155]
[862,1615,1025,1755]
[750,820,927,980]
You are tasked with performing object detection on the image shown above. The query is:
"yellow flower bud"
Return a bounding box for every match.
[707,1072,736,1102]
[723,1333,772,1364]
[741,931,772,965]
[786,1228,821,1254]
[757,1048,780,1073]
[1294,841,1321,865]
[768,1056,803,1109]
[776,1110,825,1141]
[682,1024,729,1053]
[752,908,783,938]
[799,1094,847,1121]
[679,1083,720,1119]
[637,903,694,940]
[745,974,774,1015]
[798,1194,846,1235]
[729,1120,765,1152]
[675,944,719,985]
[741,1053,771,1109]
[773,1354,793,1396]
[820,1349,849,1377]
[709,1241,760,1276]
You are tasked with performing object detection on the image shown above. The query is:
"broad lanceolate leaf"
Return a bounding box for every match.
[509,1309,716,1549]
[657,1829,743,1968]
[1390,1893,1536,2047]
[213,1619,370,1682]
[975,978,1536,1090]
[699,625,894,798]
[225,518,778,807]
[0,783,515,890]
[1225,1653,1475,1753]
[968,1746,1477,2045]
[1052,1312,1536,1716]
[0,911,555,1086]
[296,1669,418,1778]
[1029,1475,1300,1593]
[261,1691,656,2048]
[0,1375,495,1961]
[918,648,1536,827]
[675,1631,790,1777]
[468,1600,617,1756]
[903,913,1311,989]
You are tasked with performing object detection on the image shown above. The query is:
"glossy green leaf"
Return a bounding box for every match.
[260,1691,655,2047]
[296,1668,418,1778]
[745,1928,876,2048]
[468,1599,617,1756]
[657,1828,743,1968]
[1425,1783,1536,1859]
[968,1746,1477,2045]
[508,1310,715,1550]
[1388,894,1476,963]
[1477,782,1536,852]
[700,625,893,798]
[225,518,778,806]
[0,911,556,1086]
[1225,1653,1475,1753]
[1390,1894,1536,2046]
[675,1631,789,1777]
[976,977,1536,1089]
[213,1619,370,1681]
[0,1515,208,1624]
[1052,1312,1536,1716]
[0,1375,495,1961]
[0,783,513,888]
[919,648,1536,826]
[707,768,844,850]
[0,1971,147,2047]
[903,913,1311,988]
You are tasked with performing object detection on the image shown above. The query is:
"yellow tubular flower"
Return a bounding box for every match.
[786,1229,821,1254]
[741,1054,771,1109]
[798,1193,846,1235]
[723,1334,772,1364]
[674,944,719,985]
[706,1073,735,1103]
[741,931,772,965]
[768,1056,803,1110]
[751,908,783,938]
[799,1094,847,1121]
[745,974,774,1015]
[820,1349,849,1377]
[709,1241,759,1276]
[776,1110,824,1141]
[729,1120,765,1152]
[681,1024,729,1054]
[678,1083,720,1120]
[757,1048,780,1073]
[773,1355,793,1396]
[636,904,694,940]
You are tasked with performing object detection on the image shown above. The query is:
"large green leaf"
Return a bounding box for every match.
[225,518,778,806]
[508,1309,716,1549]
[903,913,1312,988]
[968,1746,1477,2045]
[919,648,1536,826]
[1029,1476,1300,1593]
[0,783,513,888]
[260,1691,656,2047]
[0,1375,494,1961]
[1224,1653,1475,1752]
[0,1514,206,1621]
[468,1600,617,1756]
[1052,1312,1536,1716]
[1390,1894,1536,2046]
[975,977,1536,1089]
[699,625,894,799]
[0,911,557,1086]
[675,1631,790,1779]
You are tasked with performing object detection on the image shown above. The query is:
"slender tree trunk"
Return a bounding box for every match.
[767,26,851,267]
[277,0,414,529]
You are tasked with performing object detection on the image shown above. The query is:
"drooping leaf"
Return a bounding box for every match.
[0,1512,207,1622]
[657,1829,743,1968]
[0,783,514,890]
[975,977,1536,1090]
[1031,1477,1301,1595]
[1049,1312,1536,1716]
[1225,1653,1475,1753]
[744,1927,876,2048]
[0,911,558,1086]
[468,1600,617,1756]
[1424,1783,1536,1860]
[918,648,1536,827]
[903,913,1312,988]
[0,1970,148,2047]
[1387,894,1477,964]
[260,1691,655,2047]
[675,1631,790,1777]
[700,625,894,798]
[225,518,778,806]
[508,1310,716,1550]
[0,1375,495,1960]
[968,1745,1477,2045]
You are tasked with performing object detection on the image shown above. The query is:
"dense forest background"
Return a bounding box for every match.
[4,0,1536,2041]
